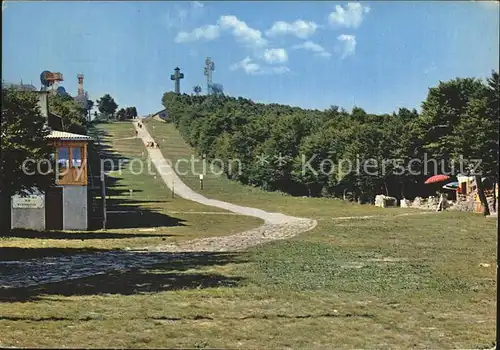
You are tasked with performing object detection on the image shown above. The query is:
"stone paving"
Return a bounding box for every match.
[0,251,166,289]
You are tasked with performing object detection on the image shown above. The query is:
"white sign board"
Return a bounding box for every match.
[12,195,44,209]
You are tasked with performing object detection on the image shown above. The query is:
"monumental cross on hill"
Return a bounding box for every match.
[170,67,184,94]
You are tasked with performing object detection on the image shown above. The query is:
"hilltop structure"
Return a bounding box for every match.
[171,67,184,94]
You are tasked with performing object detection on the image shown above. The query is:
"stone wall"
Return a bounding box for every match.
[407,196,441,211]
[400,192,497,214]
[451,193,476,212]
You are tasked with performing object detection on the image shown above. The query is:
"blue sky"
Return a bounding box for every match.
[2,1,499,116]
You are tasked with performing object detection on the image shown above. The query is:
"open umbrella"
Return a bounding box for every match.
[442,181,459,190]
[425,174,450,185]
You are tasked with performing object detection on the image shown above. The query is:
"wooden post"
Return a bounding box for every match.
[101,170,107,230]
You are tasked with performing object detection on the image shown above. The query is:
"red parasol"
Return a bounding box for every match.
[425,174,450,185]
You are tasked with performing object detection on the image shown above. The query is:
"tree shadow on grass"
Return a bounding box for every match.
[0,229,174,240]
[0,247,110,261]
[87,127,184,230]
[0,251,246,302]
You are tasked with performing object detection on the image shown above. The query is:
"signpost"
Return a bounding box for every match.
[199,174,204,190]
[12,195,44,209]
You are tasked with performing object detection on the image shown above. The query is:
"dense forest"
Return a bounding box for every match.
[160,72,499,203]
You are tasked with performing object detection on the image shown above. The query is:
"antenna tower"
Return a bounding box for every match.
[204,57,215,95]
[77,74,84,96]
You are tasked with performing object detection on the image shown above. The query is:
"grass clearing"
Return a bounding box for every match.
[0,120,496,348]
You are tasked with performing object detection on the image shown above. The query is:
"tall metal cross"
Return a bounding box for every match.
[170,67,184,94]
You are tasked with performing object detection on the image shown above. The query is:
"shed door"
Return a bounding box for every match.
[45,187,63,230]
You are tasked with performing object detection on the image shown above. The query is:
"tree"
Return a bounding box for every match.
[49,94,87,134]
[96,94,118,119]
[116,108,126,120]
[1,89,54,231]
[116,106,138,120]
[125,107,135,119]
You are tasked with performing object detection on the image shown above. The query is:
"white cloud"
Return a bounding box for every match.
[263,48,288,63]
[230,57,289,75]
[191,1,204,9]
[230,57,261,74]
[266,20,318,39]
[328,2,370,28]
[175,24,220,43]
[176,15,268,49]
[292,41,331,58]
[218,15,268,48]
[337,34,356,58]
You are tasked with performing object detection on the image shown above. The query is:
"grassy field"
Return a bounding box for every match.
[0,120,496,348]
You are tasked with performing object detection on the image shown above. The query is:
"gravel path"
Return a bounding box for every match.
[0,121,316,289]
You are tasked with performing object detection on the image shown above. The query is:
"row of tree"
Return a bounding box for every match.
[116,106,138,120]
[94,93,138,121]
[160,71,498,212]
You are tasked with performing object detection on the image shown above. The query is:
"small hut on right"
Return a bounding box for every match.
[456,175,498,213]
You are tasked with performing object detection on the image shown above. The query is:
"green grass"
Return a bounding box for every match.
[0,120,496,348]
[0,212,495,348]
